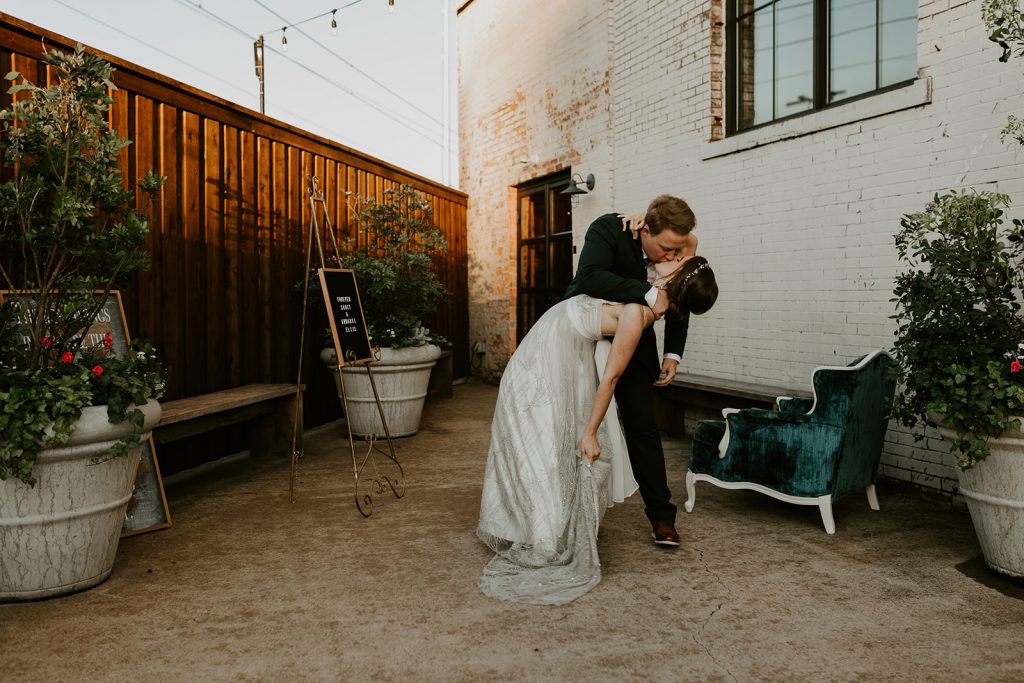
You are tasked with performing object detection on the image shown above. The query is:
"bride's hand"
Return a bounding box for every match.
[581,433,601,464]
[618,213,646,238]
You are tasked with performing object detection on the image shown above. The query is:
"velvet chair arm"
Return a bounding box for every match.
[719,409,845,497]
[718,407,810,458]
[776,396,814,415]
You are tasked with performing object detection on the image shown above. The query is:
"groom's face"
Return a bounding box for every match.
[640,227,689,263]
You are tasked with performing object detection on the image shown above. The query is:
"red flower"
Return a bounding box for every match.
[41,336,53,349]
[61,352,73,363]
[103,333,113,349]
[92,365,103,377]
[1012,360,1021,374]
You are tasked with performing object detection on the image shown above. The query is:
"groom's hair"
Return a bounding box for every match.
[645,195,696,236]
[666,256,718,318]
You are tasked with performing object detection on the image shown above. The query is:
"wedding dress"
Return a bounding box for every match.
[476,294,638,605]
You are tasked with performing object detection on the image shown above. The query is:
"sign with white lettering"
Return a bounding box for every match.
[0,290,129,358]
[318,268,374,366]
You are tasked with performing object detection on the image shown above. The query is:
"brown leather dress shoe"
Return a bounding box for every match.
[651,519,680,547]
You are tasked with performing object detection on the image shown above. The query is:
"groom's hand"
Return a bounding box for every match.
[654,358,679,386]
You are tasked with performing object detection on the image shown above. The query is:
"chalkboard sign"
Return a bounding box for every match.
[0,290,171,537]
[319,268,374,367]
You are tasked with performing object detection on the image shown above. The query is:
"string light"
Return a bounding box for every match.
[330,9,338,34]
[281,26,288,51]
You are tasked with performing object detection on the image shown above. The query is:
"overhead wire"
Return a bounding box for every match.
[175,0,448,147]
[49,0,360,145]
[250,0,452,134]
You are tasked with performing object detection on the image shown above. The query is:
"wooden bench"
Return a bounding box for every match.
[654,373,811,437]
[154,383,304,457]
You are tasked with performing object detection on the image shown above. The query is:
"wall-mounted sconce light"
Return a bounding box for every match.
[560,172,595,206]
[560,172,595,196]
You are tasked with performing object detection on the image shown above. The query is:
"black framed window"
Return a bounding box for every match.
[516,172,574,343]
[728,0,918,134]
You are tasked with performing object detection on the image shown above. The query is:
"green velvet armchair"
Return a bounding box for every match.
[685,350,896,534]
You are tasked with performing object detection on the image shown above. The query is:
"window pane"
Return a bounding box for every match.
[830,0,877,103]
[517,291,540,343]
[519,243,543,287]
[519,192,546,239]
[737,1,774,129]
[880,0,917,86]
[551,189,572,235]
[775,0,814,118]
[549,236,574,293]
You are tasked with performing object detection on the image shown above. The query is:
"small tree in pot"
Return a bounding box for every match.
[321,184,449,437]
[0,45,165,600]
[892,190,1024,579]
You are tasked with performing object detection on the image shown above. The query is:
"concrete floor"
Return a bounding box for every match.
[3,379,1024,682]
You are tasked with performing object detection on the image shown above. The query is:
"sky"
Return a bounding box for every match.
[1,0,458,187]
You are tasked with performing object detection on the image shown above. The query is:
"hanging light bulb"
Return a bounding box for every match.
[331,9,338,35]
[388,0,395,13]
[281,27,288,51]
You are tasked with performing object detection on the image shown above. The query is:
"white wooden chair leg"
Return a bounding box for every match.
[684,470,696,513]
[866,484,880,510]
[817,495,835,534]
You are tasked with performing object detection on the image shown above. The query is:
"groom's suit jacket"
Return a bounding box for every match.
[563,213,689,379]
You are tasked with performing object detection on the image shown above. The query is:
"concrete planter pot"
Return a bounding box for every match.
[937,421,1024,578]
[321,344,442,437]
[0,401,162,601]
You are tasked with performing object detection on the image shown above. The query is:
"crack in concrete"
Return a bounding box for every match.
[692,548,737,683]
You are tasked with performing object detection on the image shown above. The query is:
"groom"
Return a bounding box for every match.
[563,194,696,547]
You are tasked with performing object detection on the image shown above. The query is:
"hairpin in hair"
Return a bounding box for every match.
[681,262,709,286]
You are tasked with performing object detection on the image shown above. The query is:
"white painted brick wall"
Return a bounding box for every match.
[458,0,1024,498]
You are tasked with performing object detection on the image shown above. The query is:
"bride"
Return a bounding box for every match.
[476,255,718,604]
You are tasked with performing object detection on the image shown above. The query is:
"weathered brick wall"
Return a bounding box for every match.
[458,0,613,381]
[457,0,1024,497]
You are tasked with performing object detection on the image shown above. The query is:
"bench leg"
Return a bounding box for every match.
[250,393,303,457]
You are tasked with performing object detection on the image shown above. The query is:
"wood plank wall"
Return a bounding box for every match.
[0,15,469,469]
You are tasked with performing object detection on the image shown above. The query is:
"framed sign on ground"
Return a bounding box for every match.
[0,290,172,536]
[318,268,374,367]
[121,436,171,536]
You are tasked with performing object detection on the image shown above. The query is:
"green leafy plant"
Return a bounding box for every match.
[339,184,449,348]
[892,190,1024,468]
[0,45,165,485]
[984,0,1024,146]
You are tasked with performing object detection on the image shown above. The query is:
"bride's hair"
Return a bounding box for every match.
[665,256,718,318]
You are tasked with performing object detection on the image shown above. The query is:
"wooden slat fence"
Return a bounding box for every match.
[1,15,469,471]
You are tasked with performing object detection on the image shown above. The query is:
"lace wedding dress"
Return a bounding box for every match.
[476,295,638,605]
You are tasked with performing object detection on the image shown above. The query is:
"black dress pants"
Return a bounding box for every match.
[614,367,676,525]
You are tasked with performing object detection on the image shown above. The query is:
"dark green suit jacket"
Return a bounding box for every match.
[563,213,689,378]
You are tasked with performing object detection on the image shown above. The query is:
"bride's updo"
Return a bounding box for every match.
[665,256,718,318]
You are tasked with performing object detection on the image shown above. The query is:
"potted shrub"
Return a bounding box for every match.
[320,184,449,437]
[0,45,165,600]
[892,189,1024,578]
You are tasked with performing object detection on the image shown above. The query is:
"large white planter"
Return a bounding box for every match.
[321,344,442,438]
[937,422,1024,578]
[0,401,161,601]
